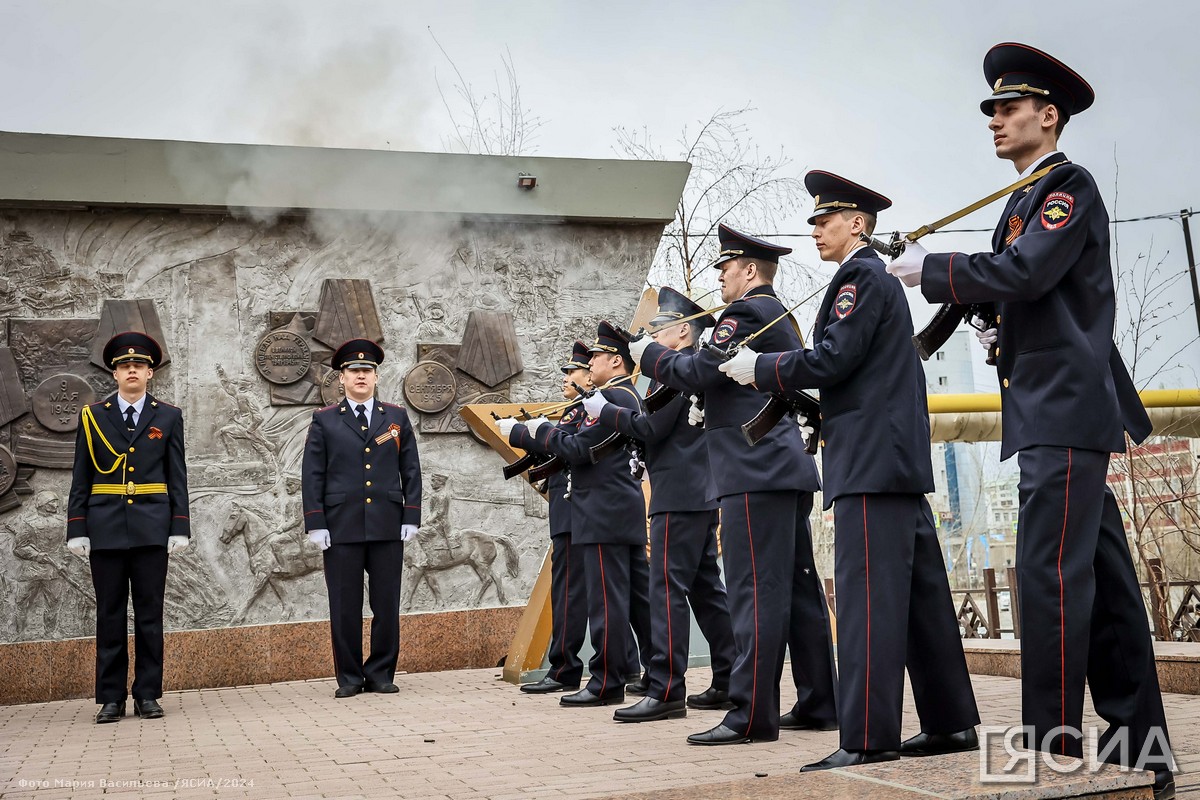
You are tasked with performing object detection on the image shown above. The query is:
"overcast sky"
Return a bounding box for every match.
[3,0,1198,388]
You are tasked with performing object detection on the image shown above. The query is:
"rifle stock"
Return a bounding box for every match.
[527,456,565,482]
[502,452,547,480]
[912,302,999,365]
[741,391,821,454]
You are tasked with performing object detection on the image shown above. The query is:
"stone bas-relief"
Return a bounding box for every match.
[0,208,656,639]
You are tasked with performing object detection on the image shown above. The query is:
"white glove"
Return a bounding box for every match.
[628,334,652,364]
[797,414,815,446]
[167,535,189,554]
[687,395,704,427]
[496,417,518,437]
[525,416,549,434]
[976,327,998,350]
[308,529,331,550]
[400,524,419,542]
[885,240,929,287]
[717,345,760,385]
[67,537,91,557]
[581,393,609,418]
[628,456,646,476]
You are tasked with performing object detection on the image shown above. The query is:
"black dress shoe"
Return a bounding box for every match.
[625,673,650,695]
[520,676,579,694]
[780,710,838,731]
[95,702,125,724]
[365,681,399,694]
[686,723,750,745]
[560,688,625,707]
[900,727,979,757]
[613,697,687,723]
[1154,770,1175,800]
[801,748,900,771]
[133,698,164,719]
[686,687,734,710]
[334,684,363,698]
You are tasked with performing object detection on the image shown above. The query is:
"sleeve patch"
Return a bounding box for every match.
[583,414,600,427]
[712,318,738,345]
[1040,192,1075,230]
[833,284,858,319]
[560,408,578,425]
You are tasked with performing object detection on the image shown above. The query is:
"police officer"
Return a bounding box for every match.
[629,225,838,744]
[302,339,422,698]
[720,172,980,768]
[519,341,592,694]
[585,288,737,723]
[886,43,1174,796]
[66,332,191,723]
[498,322,649,707]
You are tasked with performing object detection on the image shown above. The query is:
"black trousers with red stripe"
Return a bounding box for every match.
[627,545,653,679]
[547,532,587,686]
[719,490,837,740]
[787,492,840,726]
[582,543,640,697]
[833,493,979,752]
[323,540,404,689]
[89,545,169,703]
[646,509,736,702]
[1016,446,1171,769]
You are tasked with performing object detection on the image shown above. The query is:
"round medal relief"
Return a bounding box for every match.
[318,366,346,407]
[403,361,457,414]
[32,374,97,432]
[254,330,312,385]
[0,444,16,496]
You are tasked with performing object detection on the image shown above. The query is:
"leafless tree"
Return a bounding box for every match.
[612,107,817,302]
[429,30,544,156]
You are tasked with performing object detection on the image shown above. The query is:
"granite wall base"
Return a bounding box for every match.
[0,605,522,705]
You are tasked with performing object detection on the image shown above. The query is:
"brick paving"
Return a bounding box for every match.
[0,667,1196,799]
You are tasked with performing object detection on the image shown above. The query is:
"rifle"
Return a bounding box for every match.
[528,374,640,480]
[702,342,821,454]
[860,233,998,365]
[860,161,1066,363]
[494,409,553,480]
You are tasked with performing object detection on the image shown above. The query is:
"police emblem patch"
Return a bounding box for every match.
[584,414,600,427]
[1041,192,1074,230]
[712,319,738,345]
[834,284,857,319]
[562,408,578,424]
[1005,215,1024,245]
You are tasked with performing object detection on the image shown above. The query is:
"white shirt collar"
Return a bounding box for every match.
[350,399,373,426]
[117,394,146,414]
[840,245,869,265]
[1019,150,1062,179]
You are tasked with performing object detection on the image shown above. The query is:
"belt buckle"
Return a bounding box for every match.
[126,481,136,496]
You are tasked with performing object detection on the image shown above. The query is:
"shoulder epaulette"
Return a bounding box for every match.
[382,402,407,410]
[315,403,339,413]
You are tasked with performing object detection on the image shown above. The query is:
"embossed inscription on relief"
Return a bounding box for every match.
[403,361,457,414]
[254,330,311,385]
[31,374,95,432]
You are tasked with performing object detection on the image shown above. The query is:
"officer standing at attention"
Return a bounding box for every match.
[720,172,980,769]
[67,332,191,724]
[583,288,737,723]
[498,321,649,707]
[519,341,592,694]
[303,339,422,698]
[629,225,838,745]
[886,43,1174,798]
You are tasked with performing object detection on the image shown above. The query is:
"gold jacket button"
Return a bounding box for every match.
[127,499,134,505]
[366,498,372,504]
[128,466,135,472]
[995,348,1000,356]
[365,447,371,453]
[366,481,372,487]
[129,447,135,453]
[365,464,372,470]
[1003,378,1010,388]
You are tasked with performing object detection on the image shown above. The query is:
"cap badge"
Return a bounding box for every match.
[128,348,135,354]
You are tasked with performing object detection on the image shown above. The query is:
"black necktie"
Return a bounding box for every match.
[356,404,368,432]
[124,405,136,432]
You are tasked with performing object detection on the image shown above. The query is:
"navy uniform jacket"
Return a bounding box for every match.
[302,399,422,543]
[509,382,646,547]
[67,393,190,549]
[921,153,1151,459]
[545,406,584,537]
[754,249,934,507]
[638,285,821,498]
[596,381,717,515]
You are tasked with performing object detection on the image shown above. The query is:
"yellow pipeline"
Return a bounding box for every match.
[927,389,1200,415]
